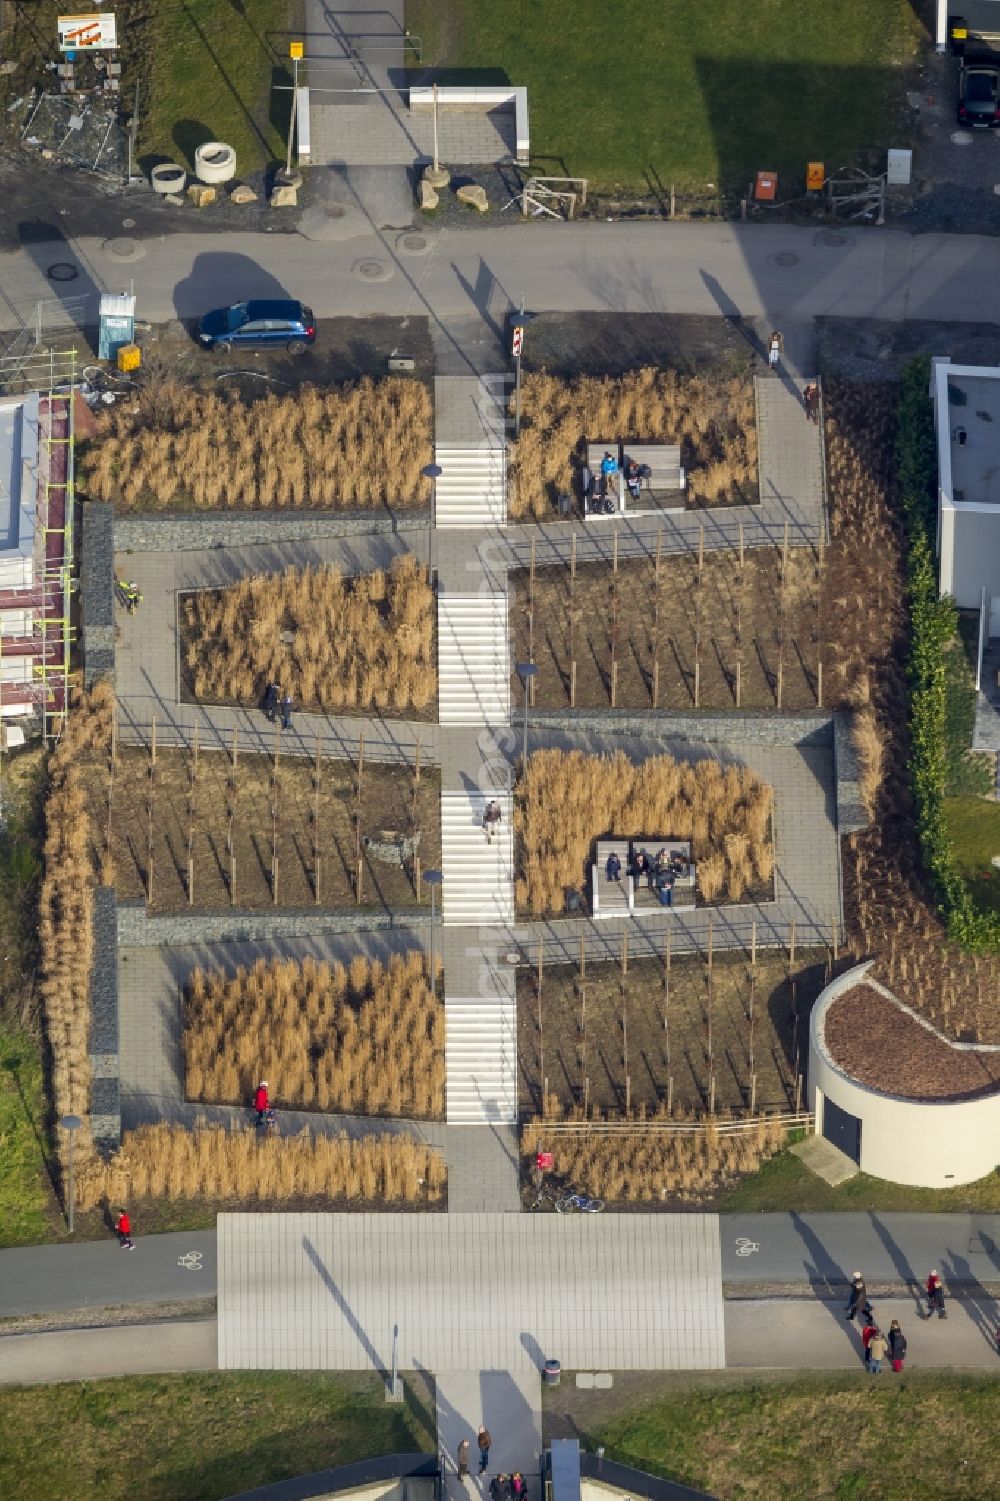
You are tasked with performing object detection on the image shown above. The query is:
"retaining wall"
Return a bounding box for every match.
[88,886,120,1150]
[80,500,115,688]
[113,509,428,554]
[116,901,429,947]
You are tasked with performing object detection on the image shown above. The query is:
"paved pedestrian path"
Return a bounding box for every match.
[437,1369,543,1501]
[725,1296,1000,1368]
[216,1212,725,1371]
[0,1320,217,1386]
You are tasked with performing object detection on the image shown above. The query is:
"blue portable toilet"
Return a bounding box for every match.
[98,292,135,362]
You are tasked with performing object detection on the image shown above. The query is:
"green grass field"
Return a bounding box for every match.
[0,1372,436,1501]
[0,1026,55,1247]
[407,0,926,193]
[138,0,300,174]
[944,795,1000,916]
[578,1372,1000,1501]
[716,1147,1000,1213]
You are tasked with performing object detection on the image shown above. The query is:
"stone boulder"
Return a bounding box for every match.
[187,183,216,208]
[419,179,439,212]
[270,183,298,208]
[230,183,257,205]
[457,183,488,213]
[423,164,450,190]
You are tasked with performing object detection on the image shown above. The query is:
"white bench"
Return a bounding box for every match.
[622,443,685,494]
[409,85,530,163]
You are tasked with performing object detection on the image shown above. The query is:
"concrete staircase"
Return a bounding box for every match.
[440,789,514,926]
[434,445,507,528]
[444,995,518,1123]
[437,593,510,725]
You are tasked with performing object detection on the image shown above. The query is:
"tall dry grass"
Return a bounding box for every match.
[515,748,773,915]
[852,707,885,821]
[76,1122,446,1208]
[509,368,758,519]
[523,1116,789,1203]
[80,380,433,511]
[185,951,445,1118]
[183,557,436,712]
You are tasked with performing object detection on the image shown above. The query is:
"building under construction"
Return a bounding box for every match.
[0,382,74,738]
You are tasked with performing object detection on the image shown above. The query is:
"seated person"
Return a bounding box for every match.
[671,850,689,876]
[605,851,622,883]
[630,849,654,888]
[655,846,671,873]
[624,457,643,500]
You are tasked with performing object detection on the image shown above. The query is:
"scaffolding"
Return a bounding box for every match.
[0,353,78,743]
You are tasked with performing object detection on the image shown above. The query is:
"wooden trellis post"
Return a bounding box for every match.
[411,735,421,900]
[579,981,587,1106]
[788,916,797,971]
[694,525,704,708]
[652,526,663,709]
[610,529,619,708]
[528,536,536,704]
[569,530,578,709]
[313,732,322,905]
[110,702,118,769]
[355,730,365,904]
[736,521,745,709]
[816,529,825,708]
[622,987,631,1116]
[150,714,156,768]
[186,723,198,907]
[537,936,545,1111]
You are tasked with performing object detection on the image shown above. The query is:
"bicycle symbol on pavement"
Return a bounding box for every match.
[734,1237,760,1257]
[177,1251,204,1271]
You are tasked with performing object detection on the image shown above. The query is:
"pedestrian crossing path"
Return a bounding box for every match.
[434,444,507,528]
[437,593,510,725]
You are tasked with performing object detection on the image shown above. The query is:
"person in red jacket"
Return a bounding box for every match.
[255,1080,270,1125]
[115,1208,135,1250]
[926,1269,946,1318]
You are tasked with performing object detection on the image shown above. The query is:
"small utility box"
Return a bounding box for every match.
[806,161,825,192]
[887,149,912,186]
[754,170,777,202]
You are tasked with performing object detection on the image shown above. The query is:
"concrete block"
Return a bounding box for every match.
[457,183,488,212]
[575,1372,595,1388]
[419,180,439,212]
[186,184,216,208]
[229,183,257,204]
[270,183,298,208]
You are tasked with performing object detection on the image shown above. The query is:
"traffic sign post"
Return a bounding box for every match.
[511,302,535,439]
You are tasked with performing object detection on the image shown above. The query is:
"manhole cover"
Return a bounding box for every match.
[814,229,849,247]
[46,262,78,282]
[352,257,392,282]
[397,230,432,255]
[771,251,799,267]
[122,217,136,229]
[104,237,145,262]
[951,129,974,145]
[325,204,346,220]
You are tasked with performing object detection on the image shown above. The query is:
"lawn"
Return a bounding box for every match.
[944,796,1000,916]
[0,1371,436,1501]
[138,0,301,175]
[563,1372,1000,1501]
[716,1145,1000,1213]
[0,1026,56,1247]
[406,0,926,193]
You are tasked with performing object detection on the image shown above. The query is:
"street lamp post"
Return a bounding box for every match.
[59,1113,83,1234]
[511,304,536,441]
[286,42,304,177]
[421,463,442,586]
[424,868,442,997]
[516,661,538,770]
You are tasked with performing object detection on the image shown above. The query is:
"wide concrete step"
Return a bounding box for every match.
[437,593,510,725]
[433,445,507,528]
[445,996,518,1123]
[441,789,514,926]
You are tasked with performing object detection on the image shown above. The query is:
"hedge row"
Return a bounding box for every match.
[897,357,1000,951]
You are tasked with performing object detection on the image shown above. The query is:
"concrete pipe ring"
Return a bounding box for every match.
[194,142,237,184]
[150,163,187,196]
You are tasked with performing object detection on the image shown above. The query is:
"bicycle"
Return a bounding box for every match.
[524,1179,560,1211]
[555,1190,605,1214]
[256,1106,277,1138]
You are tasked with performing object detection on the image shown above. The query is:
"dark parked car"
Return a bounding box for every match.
[958,60,1000,126]
[198,299,316,352]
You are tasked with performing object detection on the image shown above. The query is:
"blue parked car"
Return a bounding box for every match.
[198,299,316,353]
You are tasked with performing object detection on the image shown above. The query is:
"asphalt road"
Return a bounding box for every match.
[0,1231,216,1318]
[721,1213,1000,1288]
[3,220,1000,334]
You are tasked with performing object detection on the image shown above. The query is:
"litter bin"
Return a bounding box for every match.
[544,1359,561,1388]
[557,491,572,517]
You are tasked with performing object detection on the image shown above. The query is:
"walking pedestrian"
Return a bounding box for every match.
[868,1328,887,1375]
[457,1439,470,1480]
[512,1472,527,1500]
[803,382,820,422]
[478,1425,492,1474]
[861,1314,879,1371]
[263,682,279,722]
[888,1318,907,1373]
[483,800,502,845]
[115,1207,135,1250]
[767,330,784,369]
[254,1079,270,1125]
[926,1269,947,1318]
[280,692,293,731]
[845,1272,867,1321]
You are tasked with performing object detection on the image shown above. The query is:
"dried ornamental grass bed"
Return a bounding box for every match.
[509,368,757,519]
[185,952,445,1117]
[75,1122,446,1208]
[522,1117,789,1204]
[182,558,436,714]
[516,749,774,915]
[824,984,1000,1101]
[79,379,433,511]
